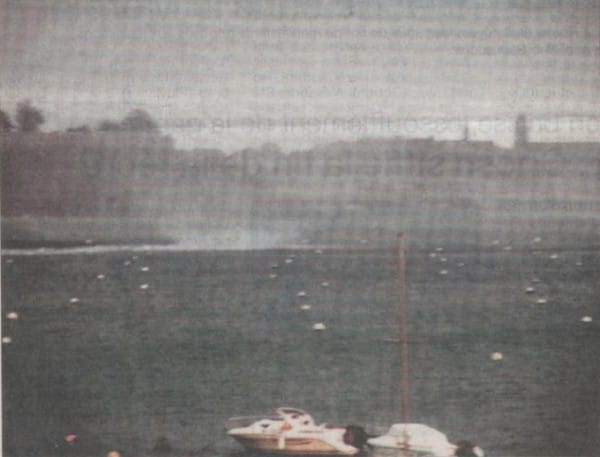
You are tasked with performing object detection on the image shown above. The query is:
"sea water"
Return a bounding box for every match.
[2,247,599,456]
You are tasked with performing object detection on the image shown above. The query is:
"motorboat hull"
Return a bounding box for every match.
[231,434,358,455]
[227,408,366,456]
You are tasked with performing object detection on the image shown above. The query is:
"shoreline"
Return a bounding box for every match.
[3,240,600,256]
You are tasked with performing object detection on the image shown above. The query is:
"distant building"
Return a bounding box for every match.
[513,113,600,153]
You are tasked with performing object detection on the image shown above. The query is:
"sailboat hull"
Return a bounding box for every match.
[367,423,458,457]
[369,444,453,457]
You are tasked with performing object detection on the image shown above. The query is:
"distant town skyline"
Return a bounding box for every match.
[1,0,599,151]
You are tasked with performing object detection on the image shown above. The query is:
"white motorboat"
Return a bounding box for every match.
[367,234,485,457]
[227,407,368,455]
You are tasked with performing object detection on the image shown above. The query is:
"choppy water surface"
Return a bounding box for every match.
[2,246,599,457]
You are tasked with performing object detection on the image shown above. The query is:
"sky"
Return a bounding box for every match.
[1,0,599,151]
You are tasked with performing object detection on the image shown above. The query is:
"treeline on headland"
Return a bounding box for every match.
[0,100,160,134]
[1,103,600,249]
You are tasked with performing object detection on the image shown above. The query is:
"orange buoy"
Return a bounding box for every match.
[64,434,78,443]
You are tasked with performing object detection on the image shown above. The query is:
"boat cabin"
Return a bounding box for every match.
[276,407,317,428]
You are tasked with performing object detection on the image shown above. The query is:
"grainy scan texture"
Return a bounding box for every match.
[1,1,599,457]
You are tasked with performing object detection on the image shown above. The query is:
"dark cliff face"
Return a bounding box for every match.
[2,131,600,248]
[1,131,175,218]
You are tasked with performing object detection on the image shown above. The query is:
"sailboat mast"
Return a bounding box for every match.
[397,232,409,424]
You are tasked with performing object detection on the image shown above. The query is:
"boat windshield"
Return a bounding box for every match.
[225,415,282,429]
[277,407,310,416]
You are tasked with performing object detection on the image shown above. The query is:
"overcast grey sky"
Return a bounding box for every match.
[1,0,599,150]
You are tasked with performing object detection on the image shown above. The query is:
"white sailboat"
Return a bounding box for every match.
[367,233,484,457]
